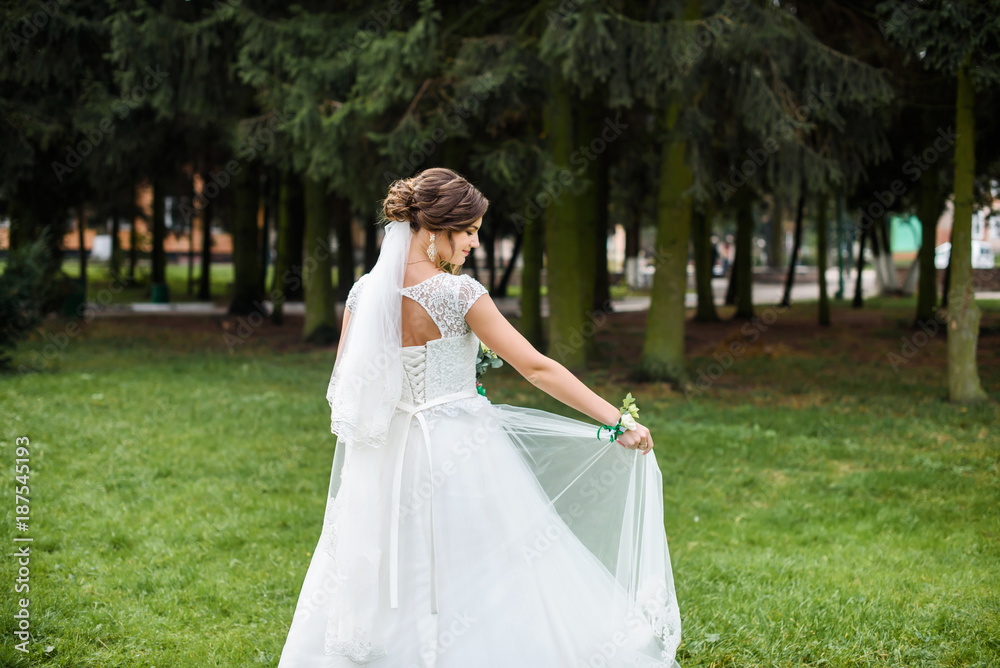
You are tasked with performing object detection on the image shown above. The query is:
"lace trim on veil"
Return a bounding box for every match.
[636,578,682,664]
[324,624,387,663]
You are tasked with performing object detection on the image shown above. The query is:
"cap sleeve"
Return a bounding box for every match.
[457,273,489,317]
[345,273,369,314]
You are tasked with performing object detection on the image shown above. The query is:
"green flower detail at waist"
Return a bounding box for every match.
[475,342,504,397]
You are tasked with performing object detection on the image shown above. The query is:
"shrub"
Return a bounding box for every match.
[0,231,59,371]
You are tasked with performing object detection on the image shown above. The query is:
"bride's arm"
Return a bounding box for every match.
[336,306,352,359]
[465,295,653,452]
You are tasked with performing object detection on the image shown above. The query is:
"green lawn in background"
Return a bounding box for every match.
[0,301,997,667]
[47,260,554,305]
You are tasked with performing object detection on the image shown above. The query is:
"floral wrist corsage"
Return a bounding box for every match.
[475,342,504,397]
[597,392,640,442]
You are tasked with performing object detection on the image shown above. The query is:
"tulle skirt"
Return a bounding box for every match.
[277,394,681,667]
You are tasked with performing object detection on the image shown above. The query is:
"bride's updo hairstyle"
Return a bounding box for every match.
[381,167,488,272]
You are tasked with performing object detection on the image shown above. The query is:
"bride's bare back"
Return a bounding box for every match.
[401,270,445,347]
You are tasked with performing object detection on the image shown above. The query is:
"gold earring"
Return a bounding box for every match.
[426,232,437,261]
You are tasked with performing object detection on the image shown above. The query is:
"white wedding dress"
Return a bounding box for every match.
[277,272,681,668]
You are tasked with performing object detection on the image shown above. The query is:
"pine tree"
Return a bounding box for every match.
[878,0,1000,403]
[539,0,894,385]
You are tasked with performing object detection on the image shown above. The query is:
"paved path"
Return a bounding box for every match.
[86,268,1000,318]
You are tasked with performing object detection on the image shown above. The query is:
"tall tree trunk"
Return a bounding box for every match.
[724,252,738,306]
[270,173,293,324]
[914,181,946,324]
[198,184,213,301]
[110,204,122,279]
[624,209,640,289]
[488,228,496,289]
[869,214,888,295]
[591,108,612,315]
[496,224,522,298]
[151,178,167,295]
[301,177,337,344]
[941,233,951,309]
[780,185,805,308]
[228,163,263,314]
[901,255,920,295]
[878,215,899,293]
[692,206,719,322]
[187,183,196,296]
[768,194,784,269]
[543,74,588,371]
[946,57,987,403]
[521,214,545,350]
[7,206,29,252]
[333,193,354,301]
[592,181,611,315]
[734,196,755,318]
[364,218,378,272]
[282,173,305,301]
[852,225,867,308]
[466,226,481,281]
[817,194,830,326]
[640,97,692,385]
[129,180,138,282]
[76,204,87,298]
[259,171,273,298]
[573,92,603,361]
[834,194,846,299]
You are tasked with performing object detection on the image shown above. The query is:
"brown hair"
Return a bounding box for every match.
[381,167,489,272]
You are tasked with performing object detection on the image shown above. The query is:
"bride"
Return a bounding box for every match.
[277,167,681,667]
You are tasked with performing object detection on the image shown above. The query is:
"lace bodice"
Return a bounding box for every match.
[346,271,487,338]
[346,272,490,421]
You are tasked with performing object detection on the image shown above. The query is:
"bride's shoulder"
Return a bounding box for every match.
[452,272,489,314]
[350,273,370,293]
[345,274,370,312]
[450,271,488,292]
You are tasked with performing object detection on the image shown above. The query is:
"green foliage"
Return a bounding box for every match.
[0,231,58,371]
[877,0,1000,89]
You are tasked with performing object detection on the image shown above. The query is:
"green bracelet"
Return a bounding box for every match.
[597,419,626,443]
[597,393,640,442]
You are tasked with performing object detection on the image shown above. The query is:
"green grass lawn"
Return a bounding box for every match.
[49,261,566,305]
[0,303,997,667]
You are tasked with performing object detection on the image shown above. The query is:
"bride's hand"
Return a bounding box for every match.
[616,422,653,455]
